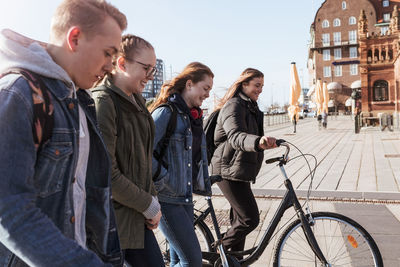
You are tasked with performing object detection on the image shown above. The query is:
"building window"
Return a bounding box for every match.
[333,32,341,45]
[322,20,329,28]
[350,64,358,75]
[324,66,331,77]
[381,26,389,35]
[373,80,388,101]
[349,30,357,44]
[334,48,342,59]
[383,0,389,7]
[349,47,358,58]
[334,65,342,76]
[323,49,331,61]
[349,16,356,25]
[342,1,347,9]
[383,13,390,22]
[322,33,330,46]
[333,18,341,27]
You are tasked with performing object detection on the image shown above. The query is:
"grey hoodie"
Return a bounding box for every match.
[0,28,75,95]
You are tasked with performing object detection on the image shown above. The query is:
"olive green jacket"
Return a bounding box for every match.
[92,79,156,249]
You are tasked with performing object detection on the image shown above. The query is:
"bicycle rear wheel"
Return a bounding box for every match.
[273,212,383,267]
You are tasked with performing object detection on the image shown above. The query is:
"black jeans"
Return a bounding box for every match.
[217,179,260,253]
[123,226,165,267]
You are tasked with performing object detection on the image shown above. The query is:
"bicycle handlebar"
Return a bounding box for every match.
[265,140,290,165]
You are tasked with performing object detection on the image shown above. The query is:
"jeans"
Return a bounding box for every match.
[217,179,260,253]
[123,226,164,267]
[159,202,202,267]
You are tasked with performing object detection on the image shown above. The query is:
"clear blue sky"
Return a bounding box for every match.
[0,0,325,110]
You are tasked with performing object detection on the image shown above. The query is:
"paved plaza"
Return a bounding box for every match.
[157,115,400,266]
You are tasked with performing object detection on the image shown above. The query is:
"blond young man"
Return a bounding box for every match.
[0,0,127,266]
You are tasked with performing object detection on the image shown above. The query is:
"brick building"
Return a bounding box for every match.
[308,0,400,117]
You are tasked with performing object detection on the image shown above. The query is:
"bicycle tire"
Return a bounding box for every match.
[273,211,383,267]
[194,214,215,254]
[156,214,215,265]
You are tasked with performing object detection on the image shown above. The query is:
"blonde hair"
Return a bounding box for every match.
[148,62,214,112]
[215,68,263,111]
[51,0,127,39]
[113,34,154,66]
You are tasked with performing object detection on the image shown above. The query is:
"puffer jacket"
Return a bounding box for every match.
[210,92,264,183]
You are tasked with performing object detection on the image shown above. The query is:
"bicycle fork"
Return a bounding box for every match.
[280,166,330,267]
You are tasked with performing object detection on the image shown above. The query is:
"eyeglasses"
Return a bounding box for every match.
[125,58,157,77]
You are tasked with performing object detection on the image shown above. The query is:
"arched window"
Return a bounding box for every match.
[322,20,329,28]
[342,1,347,10]
[349,16,356,25]
[373,80,388,101]
[333,18,341,27]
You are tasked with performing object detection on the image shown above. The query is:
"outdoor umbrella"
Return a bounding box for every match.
[322,81,329,113]
[288,62,301,133]
[315,79,324,115]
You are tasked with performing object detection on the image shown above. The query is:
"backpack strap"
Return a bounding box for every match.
[92,87,122,137]
[0,69,54,152]
[152,102,177,180]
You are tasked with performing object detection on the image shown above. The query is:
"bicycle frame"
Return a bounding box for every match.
[238,163,329,266]
[200,144,330,266]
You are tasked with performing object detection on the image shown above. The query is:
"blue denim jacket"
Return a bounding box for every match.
[0,74,122,266]
[152,105,211,204]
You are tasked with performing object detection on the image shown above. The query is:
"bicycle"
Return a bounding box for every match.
[170,141,383,267]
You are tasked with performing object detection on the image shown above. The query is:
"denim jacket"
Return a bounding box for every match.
[0,74,122,266]
[152,105,211,204]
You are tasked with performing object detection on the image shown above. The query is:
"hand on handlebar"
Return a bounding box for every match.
[259,136,278,150]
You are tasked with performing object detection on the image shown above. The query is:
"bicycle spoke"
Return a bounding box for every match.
[275,213,382,267]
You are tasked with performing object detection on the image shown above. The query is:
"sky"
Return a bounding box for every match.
[0,0,326,110]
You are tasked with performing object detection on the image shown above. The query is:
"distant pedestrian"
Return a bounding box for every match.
[0,0,127,265]
[322,111,328,129]
[317,113,323,130]
[92,34,164,267]
[209,68,279,256]
[149,62,214,267]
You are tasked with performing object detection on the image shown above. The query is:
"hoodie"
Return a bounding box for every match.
[0,29,115,266]
[0,29,74,90]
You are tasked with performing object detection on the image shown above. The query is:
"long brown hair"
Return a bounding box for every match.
[148,62,214,112]
[215,68,263,111]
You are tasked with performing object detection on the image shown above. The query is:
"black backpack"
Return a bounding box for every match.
[0,69,54,152]
[152,102,178,179]
[203,109,220,164]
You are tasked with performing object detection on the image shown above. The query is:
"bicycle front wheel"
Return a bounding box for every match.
[273,212,383,267]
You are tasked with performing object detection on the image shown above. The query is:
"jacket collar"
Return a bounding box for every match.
[238,91,259,114]
[104,77,145,112]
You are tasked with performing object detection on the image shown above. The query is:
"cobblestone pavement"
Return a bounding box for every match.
[156,115,400,266]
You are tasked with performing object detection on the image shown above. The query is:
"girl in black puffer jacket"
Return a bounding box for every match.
[210,68,279,254]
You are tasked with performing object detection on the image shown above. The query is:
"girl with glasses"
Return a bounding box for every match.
[149,62,213,267]
[92,34,164,267]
